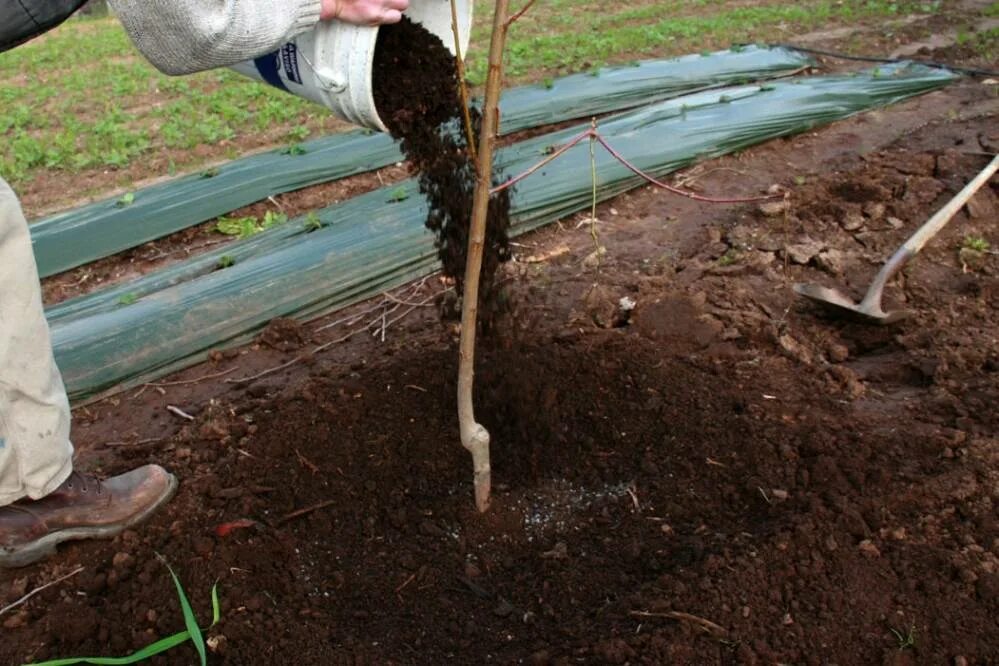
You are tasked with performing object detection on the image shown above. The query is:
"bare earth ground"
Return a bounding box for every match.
[2,12,998,666]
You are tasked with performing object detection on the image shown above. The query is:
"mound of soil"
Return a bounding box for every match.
[372,18,511,318]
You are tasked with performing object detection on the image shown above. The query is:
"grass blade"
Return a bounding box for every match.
[160,559,207,666]
[26,631,192,665]
[25,562,221,666]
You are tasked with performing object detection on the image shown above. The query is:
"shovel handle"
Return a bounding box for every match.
[870,154,999,296]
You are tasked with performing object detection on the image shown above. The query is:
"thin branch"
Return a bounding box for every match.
[0,567,84,617]
[313,303,382,333]
[277,499,337,526]
[225,356,303,385]
[166,405,196,421]
[490,129,593,195]
[450,0,478,165]
[146,367,237,387]
[506,0,538,25]
[587,118,601,253]
[628,610,729,638]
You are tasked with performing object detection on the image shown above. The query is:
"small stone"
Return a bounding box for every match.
[782,613,794,626]
[419,520,446,538]
[207,634,228,654]
[827,343,849,363]
[965,192,995,220]
[779,334,813,365]
[954,657,969,666]
[721,327,742,341]
[146,609,158,623]
[582,284,618,329]
[540,542,569,560]
[959,247,986,272]
[8,578,28,598]
[112,552,135,570]
[863,202,886,220]
[3,611,28,629]
[858,540,881,559]
[771,489,789,501]
[742,606,751,618]
[825,535,839,552]
[815,249,847,276]
[958,568,978,584]
[886,216,905,229]
[759,200,788,217]
[841,212,865,231]
[785,239,823,264]
[493,599,515,617]
[530,649,552,665]
[192,536,214,557]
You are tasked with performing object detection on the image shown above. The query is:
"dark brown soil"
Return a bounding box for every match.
[373,17,511,318]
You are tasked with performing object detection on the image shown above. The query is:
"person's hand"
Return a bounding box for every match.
[321,0,409,25]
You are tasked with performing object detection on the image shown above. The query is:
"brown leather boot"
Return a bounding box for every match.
[0,465,177,568]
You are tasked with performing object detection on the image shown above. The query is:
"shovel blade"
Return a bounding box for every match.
[793,282,908,325]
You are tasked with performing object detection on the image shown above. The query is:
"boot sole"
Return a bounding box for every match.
[0,473,178,569]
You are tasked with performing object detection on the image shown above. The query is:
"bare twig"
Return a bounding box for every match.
[278,499,337,525]
[395,572,417,594]
[587,118,602,255]
[313,302,382,333]
[491,128,593,195]
[628,610,729,638]
[295,448,321,474]
[166,405,196,421]
[449,0,478,165]
[147,367,238,388]
[103,437,166,449]
[227,286,446,384]
[506,0,538,25]
[0,567,84,617]
[226,356,302,385]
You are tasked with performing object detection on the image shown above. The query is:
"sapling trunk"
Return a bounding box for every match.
[457,0,512,513]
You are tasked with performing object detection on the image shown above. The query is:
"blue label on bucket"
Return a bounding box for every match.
[281,44,303,85]
[253,50,289,92]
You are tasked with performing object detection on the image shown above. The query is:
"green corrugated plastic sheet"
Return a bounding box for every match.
[50,64,956,401]
[30,46,811,277]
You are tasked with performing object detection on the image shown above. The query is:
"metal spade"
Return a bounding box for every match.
[794,154,998,325]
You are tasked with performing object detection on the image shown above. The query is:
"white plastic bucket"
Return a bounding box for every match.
[229,1,473,132]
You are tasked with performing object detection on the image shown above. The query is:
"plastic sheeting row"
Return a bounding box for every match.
[51,64,957,401]
[30,46,811,277]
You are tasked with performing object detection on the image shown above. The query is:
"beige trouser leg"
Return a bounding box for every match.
[0,177,73,506]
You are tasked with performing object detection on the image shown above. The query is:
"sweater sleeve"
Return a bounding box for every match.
[109,0,322,75]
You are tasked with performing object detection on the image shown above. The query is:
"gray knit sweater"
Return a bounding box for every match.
[109,0,322,75]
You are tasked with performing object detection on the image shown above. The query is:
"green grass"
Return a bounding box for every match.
[962,235,991,252]
[26,558,220,666]
[0,0,952,195]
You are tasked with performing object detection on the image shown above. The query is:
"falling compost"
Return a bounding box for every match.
[372,17,511,317]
